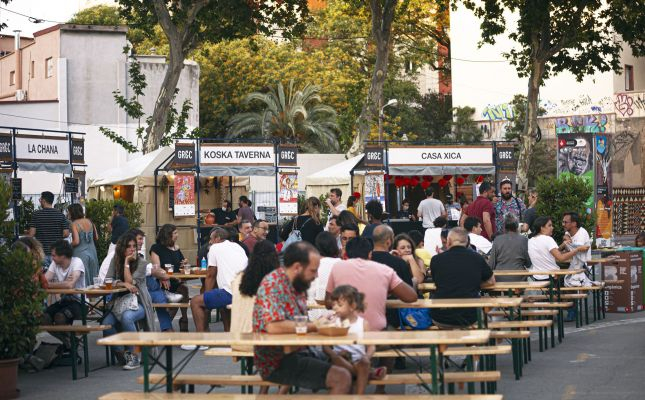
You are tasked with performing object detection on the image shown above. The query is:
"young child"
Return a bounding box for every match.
[323,285,386,394]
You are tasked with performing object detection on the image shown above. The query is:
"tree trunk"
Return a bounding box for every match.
[516,60,545,193]
[347,0,398,156]
[144,44,186,154]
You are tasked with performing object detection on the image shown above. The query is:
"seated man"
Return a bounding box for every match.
[430,228,495,328]
[186,227,247,348]
[242,219,270,253]
[339,223,359,259]
[464,216,493,255]
[42,239,86,350]
[253,242,352,394]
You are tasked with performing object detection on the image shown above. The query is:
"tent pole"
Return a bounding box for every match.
[154,170,159,235]
[274,140,280,243]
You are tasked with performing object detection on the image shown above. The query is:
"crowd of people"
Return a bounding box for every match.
[24,185,644,388]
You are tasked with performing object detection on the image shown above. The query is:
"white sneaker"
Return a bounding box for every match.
[123,352,140,370]
[164,291,184,303]
[180,345,208,351]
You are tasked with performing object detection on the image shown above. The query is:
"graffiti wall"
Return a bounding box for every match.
[614,92,645,119]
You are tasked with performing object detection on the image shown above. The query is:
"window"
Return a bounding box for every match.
[9,71,15,86]
[625,65,634,91]
[45,57,54,78]
[30,60,35,78]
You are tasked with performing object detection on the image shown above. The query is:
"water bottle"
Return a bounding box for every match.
[200,257,207,271]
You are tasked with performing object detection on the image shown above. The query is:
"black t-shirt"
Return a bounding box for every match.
[150,243,185,272]
[111,215,129,244]
[371,251,415,328]
[361,223,381,240]
[280,215,323,245]
[211,208,236,225]
[430,246,493,326]
[522,207,537,230]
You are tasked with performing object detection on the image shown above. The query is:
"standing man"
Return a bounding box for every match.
[522,189,538,232]
[466,182,496,240]
[325,188,346,230]
[109,205,130,249]
[211,200,237,227]
[494,178,526,234]
[417,187,447,229]
[253,242,352,394]
[242,219,270,253]
[186,227,248,346]
[29,191,70,267]
[236,196,255,224]
[444,194,461,227]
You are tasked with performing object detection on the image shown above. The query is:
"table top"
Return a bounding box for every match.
[482,281,550,291]
[45,287,128,295]
[169,273,207,280]
[100,393,504,400]
[385,297,522,309]
[494,269,584,277]
[97,330,491,347]
[588,258,612,263]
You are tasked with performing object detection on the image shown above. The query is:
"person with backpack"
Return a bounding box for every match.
[280,197,324,248]
[494,178,526,234]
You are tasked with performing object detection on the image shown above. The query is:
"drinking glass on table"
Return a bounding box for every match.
[104,277,114,290]
[165,263,173,275]
[294,316,308,335]
[93,277,102,288]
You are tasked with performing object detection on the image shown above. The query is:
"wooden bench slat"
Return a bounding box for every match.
[40,324,111,333]
[490,330,530,340]
[100,392,504,400]
[559,286,603,291]
[152,303,190,308]
[204,347,253,358]
[525,294,587,301]
[488,310,557,317]
[488,320,552,329]
[520,302,573,308]
[443,345,512,357]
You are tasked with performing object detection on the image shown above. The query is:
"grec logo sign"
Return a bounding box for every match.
[364,147,384,167]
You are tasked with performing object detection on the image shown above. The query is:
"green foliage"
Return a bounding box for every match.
[85,200,143,262]
[535,174,594,244]
[228,80,340,152]
[606,1,645,57]
[68,4,121,25]
[451,106,483,143]
[0,179,45,360]
[401,92,452,141]
[17,198,35,235]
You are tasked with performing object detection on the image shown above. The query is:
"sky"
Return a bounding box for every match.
[0,0,111,37]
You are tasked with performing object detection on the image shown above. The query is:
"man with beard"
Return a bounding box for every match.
[253,242,352,394]
[494,178,526,234]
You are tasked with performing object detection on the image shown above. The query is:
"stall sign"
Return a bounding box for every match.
[278,145,298,166]
[174,143,196,166]
[173,174,196,217]
[71,139,85,164]
[365,174,385,209]
[364,147,384,168]
[10,178,21,200]
[0,135,12,162]
[64,177,79,194]
[279,173,298,215]
[200,144,275,166]
[388,146,493,165]
[495,144,516,165]
[14,135,70,162]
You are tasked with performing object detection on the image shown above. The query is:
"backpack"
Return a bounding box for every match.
[399,308,432,330]
[282,216,311,252]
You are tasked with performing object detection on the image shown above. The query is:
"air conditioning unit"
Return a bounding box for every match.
[15,90,27,101]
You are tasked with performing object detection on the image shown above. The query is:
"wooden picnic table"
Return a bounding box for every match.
[167,272,208,280]
[493,269,584,276]
[46,287,128,296]
[98,330,491,394]
[482,281,550,294]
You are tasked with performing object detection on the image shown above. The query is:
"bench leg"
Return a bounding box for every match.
[70,333,78,381]
[83,333,89,378]
[538,326,543,352]
[584,297,589,325]
[550,316,556,348]
[142,347,150,392]
[511,338,520,380]
[166,345,173,393]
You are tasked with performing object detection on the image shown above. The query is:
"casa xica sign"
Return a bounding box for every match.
[388,146,494,166]
[200,144,275,166]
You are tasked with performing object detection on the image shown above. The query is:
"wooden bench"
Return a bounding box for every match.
[100,392,504,400]
[40,324,111,380]
[488,310,558,318]
[372,345,511,358]
[152,303,191,308]
[520,301,573,308]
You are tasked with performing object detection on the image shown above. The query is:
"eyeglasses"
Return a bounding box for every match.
[562,220,570,224]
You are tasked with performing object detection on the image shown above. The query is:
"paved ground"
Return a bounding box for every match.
[17,310,645,399]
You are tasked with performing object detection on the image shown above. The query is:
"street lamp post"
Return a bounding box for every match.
[378,98,398,141]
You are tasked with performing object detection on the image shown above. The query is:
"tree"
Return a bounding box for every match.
[68,4,121,25]
[451,106,483,143]
[228,80,340,153]
[607,1,645,57]
[405,91,453,142]
[460,0,622,193]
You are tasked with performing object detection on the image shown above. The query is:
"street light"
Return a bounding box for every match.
[378,98,398,141]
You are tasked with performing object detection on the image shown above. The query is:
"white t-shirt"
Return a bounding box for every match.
[469,233,492,254]
[528,235,559,280]
[566,227,591,269]
[207,240,248,294]
[48,257,86,293]
[325,203,347,230]
[308,257,338,320]
[424,228,443,257]
[418,198,445,228]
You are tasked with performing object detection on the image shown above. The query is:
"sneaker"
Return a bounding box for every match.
[123,352,140,370]
[180,344,209,351]
[164,291,184,303]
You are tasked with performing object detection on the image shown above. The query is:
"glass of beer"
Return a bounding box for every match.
[183,263,191,275]
[104,277,113,290]
[294,316,308,335]
[165,264,173,276]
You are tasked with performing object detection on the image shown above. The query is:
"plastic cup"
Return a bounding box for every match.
[183,264,191,275]
[294,315,308,335]
[93,277,102,288]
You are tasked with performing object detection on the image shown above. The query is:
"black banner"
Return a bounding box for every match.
[495,144,516,165]
[278,145,298,166]
[72,139,85,164]
[0,135,12,162]
[10,178,21,200]
[174,143,196,167]
[364,146,384,167]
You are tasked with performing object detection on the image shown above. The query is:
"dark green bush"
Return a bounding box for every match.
[85,199,143,262]
[535,174,595,243]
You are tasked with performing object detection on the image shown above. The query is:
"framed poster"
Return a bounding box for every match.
[173,174,195,217]
[557,134,594,210]
[279,173,298,215]
[365,174,385,209]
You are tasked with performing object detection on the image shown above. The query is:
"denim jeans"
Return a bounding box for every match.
[148,287,172,331]
[103,308,146,352]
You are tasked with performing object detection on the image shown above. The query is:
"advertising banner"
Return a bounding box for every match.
[279,173,298,215]
[200,144,274,166]
[388,146,493,166]
[365,174,385,209]
[173,174,195,217]
[557,134,594,210]
[595,134,612,238]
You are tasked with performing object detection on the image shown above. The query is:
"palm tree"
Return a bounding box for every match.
[227,80,340,152]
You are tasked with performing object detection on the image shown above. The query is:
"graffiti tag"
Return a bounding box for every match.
[482,103,514,121]
[555,114,609,134]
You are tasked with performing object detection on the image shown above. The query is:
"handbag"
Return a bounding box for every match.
[399,308,432,330]
[282,217,311,252]
[112,292,139,321]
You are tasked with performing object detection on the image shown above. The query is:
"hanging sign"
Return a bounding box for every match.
[64,177,79,194]
[71,139,85,164]
[14,135,70,163]
[364,146,384,168]
[200,144,274,166]
[173,142,196,167]
[0,135,12,162]
[495,143,516,166]
[10,178,21,200]
[364,174,385,209]
[278,145,298,166]
[173,174,195,217]
[279,173,298,214]
[388,146,493,165]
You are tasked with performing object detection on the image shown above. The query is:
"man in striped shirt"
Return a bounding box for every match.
[28,191,70,267]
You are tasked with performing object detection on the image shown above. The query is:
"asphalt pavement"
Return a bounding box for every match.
[17,309,645,399]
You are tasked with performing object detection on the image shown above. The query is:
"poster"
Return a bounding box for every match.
[173,174,195,217]
[365,174,385,209]
[279,173,298,215]
[595,134,612,238]
[557,134,594,210]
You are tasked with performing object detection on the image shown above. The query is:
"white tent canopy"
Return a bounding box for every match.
[306,154,363,186]
[87,147,174,187]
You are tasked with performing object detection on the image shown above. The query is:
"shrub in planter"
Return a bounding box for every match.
[85,199,143,262]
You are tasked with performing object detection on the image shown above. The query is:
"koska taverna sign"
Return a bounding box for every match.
[388,146,493,165]
[200,144,275,166]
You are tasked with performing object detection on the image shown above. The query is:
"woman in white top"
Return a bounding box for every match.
[528,216,587,280]
[308,232,339,320]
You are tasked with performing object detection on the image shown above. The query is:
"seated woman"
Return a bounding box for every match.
[149,224,189,331]
[103,233,159,370]
[392,233,426,285]
[528,216,586,282]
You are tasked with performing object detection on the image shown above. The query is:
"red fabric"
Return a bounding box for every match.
[466,196,496,240]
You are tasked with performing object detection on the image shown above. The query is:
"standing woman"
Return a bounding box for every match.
[68,203,99,286]
[280,197,324,245]
[149,224,189,332]
[346,196,359,218]
[103,233,159,370]
[392,233,426,285]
